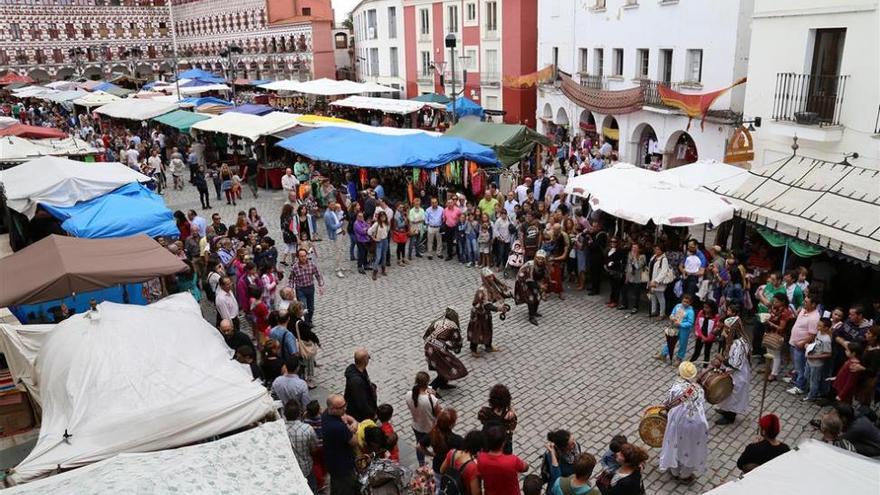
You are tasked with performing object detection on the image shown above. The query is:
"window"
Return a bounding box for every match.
[464,48,477,71]
[593,48,604,77]
[419,8,430,36]
[421,50,432,78]
[387,7,397,39]
[685,49,702,82]
[485,95,498,110]
[334,32,347,49]
[636,48,649,78]
[9,23,20,41]
[366,9,377,39]
[34,49,44,64]
[659,48,673,83]
[808,28,846,121]
[369,47,379,76]
[390,47,399,77]
[625,0,638,5]
[83,24,93,39]
[594,0,606,8]
[466,3,476,22]
[447,5,459,33]
[486,1,497,32]
[612,48,623,76]
[579,48,588,73]
[302,7,311,16]
[48,27,59,39]
[0,51,7,66]
[485,48,498,78]
[53,48,63,63]
[65,23,76,38]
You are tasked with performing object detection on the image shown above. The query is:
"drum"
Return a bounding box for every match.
[638,405,667,448]
[699,370,734,404]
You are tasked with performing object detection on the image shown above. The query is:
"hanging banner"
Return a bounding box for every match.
[503,65,555,89]
[724,125,755,163]
[658,77,747,130]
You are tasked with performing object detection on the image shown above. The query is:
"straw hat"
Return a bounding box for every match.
[481,267,494,277]
[535,249,548,259]
[678,361,698,381]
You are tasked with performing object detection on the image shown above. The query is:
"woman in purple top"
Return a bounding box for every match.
[354,212,371,275]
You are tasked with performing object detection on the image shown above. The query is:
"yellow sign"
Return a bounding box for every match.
[725,125,754,163]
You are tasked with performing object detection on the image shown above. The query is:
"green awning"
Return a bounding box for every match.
[444,120,552,166]
[410,93,450,104]
[757,227,823,258]
[153,109,212,132]
[101,86,134,98]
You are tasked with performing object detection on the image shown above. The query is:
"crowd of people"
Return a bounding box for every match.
[4,95,880,494]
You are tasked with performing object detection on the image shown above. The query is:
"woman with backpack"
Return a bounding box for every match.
[477,384,517,455]
[418,408,463,490]
[439,430,484,495]
[549,452,598,495]
[405,372,442,467]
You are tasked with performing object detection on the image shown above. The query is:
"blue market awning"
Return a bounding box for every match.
[177,69,226,84]
[447,97,484,118]
[180,96,232,107]
[221,104,274,116]
[275,127,499,168]
[42,183,178,239]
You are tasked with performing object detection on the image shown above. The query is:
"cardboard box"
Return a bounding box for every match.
[0,392,34,435]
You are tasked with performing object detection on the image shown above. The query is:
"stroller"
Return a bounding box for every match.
[503,240,525,279]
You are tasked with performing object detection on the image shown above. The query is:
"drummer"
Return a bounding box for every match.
[659,361,709,484]
[711,303,752,425]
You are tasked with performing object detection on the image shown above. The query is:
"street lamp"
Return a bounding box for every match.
[123,47,143,89]
[445,33,458,124]
[67,48,86,79]
[219,44,243,99]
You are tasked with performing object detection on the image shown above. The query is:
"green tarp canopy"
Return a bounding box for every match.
[444,120,552,166]
[757,227,823,258]
[153,109,212,132]
[101,86,134,98]
[410,93,450,104]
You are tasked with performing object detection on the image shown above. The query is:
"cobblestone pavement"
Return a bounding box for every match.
[164,184,827,494]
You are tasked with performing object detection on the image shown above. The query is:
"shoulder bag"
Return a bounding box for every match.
[295,320,318,360]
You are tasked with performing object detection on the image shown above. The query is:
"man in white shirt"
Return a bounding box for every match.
[214,277,240,330]
[503,191,519,218]
[281,167,299,196]
[515,177,532,204]
[187,209,207,238]
[125,145,139,169]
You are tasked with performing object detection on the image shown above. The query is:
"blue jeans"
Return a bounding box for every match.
[466,237,478,263]
[805,363,828,399]
[457,233,467,262]
[296,285,315,323]
[413,428,429,466]
[408,232,423,258]
[662,326,693,360]
[791,345,807,391]
[372,238,388,270]
[349,233,357,260]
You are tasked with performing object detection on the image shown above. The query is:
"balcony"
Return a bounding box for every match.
[417,72,434,85]
[480,72,500,88]
[772,73,848,127]
[578,73,606,90]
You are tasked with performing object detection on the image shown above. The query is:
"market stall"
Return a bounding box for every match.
[444,120,552,166]
[93,99,178,121]
[330,95,444,114]
[221,103,274,116]
[151,109,212,133]
[70,91,121,109]
[3,293,276,484]
[0,73,33,86]
[447,97,484,119]
[0,137,100,165]
[0,125,66,139]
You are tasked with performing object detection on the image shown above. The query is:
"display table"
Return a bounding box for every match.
[257,164,286,189]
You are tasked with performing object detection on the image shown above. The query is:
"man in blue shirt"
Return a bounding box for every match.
[322,394,359,495]
[271,355,310,410]
[267,312,297,359]
[590,153,605,171]
[370,178,385,200]
[324,201,346,278]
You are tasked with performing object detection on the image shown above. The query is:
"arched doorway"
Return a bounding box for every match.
[55,68,75,81]
[600,116,619,156]
[135,64,154,80]
[631,123,661,169]
[578,110,597,144]
[541,103,553,133]
[111,65,129,76]
[665,130,699,168]
[27,69,50,83]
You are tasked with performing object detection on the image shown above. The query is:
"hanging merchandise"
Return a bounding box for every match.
[429,170,438,187]
[359,168,368,187]
[407,180,415,204]
[471,169,483,197]
[412,168,420,184]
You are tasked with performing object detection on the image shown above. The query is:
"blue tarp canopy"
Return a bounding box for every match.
[447,97,484,118]
[250,79,273,86]
[42,183,178,239]
[275,127,499,168]
[221,104,274,116]
[180,96,232,107]
[177,69,226,84]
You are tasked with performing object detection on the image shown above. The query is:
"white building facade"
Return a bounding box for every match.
[743,0,880,170]
[352,0,408,95]
[537,0,754,169]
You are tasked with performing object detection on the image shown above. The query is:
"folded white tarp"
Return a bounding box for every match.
[44,81,80,91]
[1,156,148,218]
[661,159,750,191]
[38,90,88,104]
[177,84,231,95]
[262,78,395,96]
[304,119,441,136]
[704,439,880,495]
[330,95,443,114]
[0,136,101,164]
[258,79,304,92]
[2,420,309,494]
[0,323,54,404]
[93,99,178,120]
[191,111,299,141]
[564,163,736,226]
[71,91,121,108]
[7,293,276,484]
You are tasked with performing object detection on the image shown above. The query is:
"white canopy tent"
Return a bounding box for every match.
[258,79,305,91]
[11,87,54,99]
[704,440,880,495]
[191,111,299,141]
[44,81,80,91]
[93,99,178,120]
[303,119,441,136]
[706,155,880,264]
[564,163,736,226]
[6,294,276,484]
[0,136,101,164]
[71,91,121,108]
[330,95,444,114]
[259,78,400,96]
[0,156,148,218]
[0,116,19,129]
[176,83,231,95]
[3,420,309,494]
[0,323,53,405]
[661,159,750,190]
[38,89,88,104]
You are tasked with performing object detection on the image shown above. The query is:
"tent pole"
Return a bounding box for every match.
[781,241,789,273]
[702,223,707,245]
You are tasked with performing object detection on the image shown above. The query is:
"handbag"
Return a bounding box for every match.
[762,332,784,351]
[391,230,408,244]
[664,326,679,337]
[639,267,650,284]
[295,320,318,360]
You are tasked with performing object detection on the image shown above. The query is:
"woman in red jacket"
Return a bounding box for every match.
[690,300,721,365]
[834,342,864,404]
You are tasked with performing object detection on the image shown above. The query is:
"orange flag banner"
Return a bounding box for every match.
[502,65,556,89]
[658,77,747,130]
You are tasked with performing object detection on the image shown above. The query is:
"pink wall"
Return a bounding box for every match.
[266,0,333,24]
[431,2,444,94]
[403,5,418,97]
[501,0,537,127]
[310,20,336,79]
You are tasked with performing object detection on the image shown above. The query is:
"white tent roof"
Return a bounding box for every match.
[564,163,736,226]
[0,136,101,164]
[0,323,53,406]
[191,111,299,141]
[330,95,443,114]
[11,87,53,98]
[38,89,88,103]
[304,119,441,136]
[0,116,20,129]
[3,420,309,494]
[258,79,304,91]
[0,156,148,218]
[7,294,276,484]
[44,81,79,91]
[259,78,399,96]
[704,439,880,495]
[93,99,178,120]
[707,155,880,264]
[177,83,231,95]
[661,159,750,190]
[71,91,121,108]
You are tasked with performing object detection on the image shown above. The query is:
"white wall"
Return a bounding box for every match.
[353,0,407,94]
[744,0,880,169]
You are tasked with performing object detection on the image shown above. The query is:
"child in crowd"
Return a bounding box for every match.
[804,317,833,402]
[833,342,865,404]
[260,265,278,309]
[303,400,326,491]
[521,474,543,495]
[600,434,628,474]
[464,212,479,267]
[231,174,243,200]
[376,404,400,462]
[299,233,317,261]
[478,214,493,269]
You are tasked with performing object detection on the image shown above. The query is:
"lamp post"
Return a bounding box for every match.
[445,33,457,124]
[67,48,86,79]
[123,47,143,89]
[220,44,242,100]
[166,0,182,101]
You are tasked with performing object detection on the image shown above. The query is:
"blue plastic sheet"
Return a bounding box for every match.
[42,183,178,239]
[178,69,226,84]
[181,96,232,107]
[221,104,274,116]
[447,97,484,118]
[275,127,499,168]
[11,283,148,324]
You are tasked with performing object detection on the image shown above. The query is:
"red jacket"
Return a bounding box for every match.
[834,358,863,403]
[694,311,721,343]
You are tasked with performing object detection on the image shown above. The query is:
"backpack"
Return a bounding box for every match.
[559,476,601,495]
[438,450,472,495]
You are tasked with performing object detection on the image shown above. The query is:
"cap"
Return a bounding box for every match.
[678,361,698,381]
[535,250,547,259]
